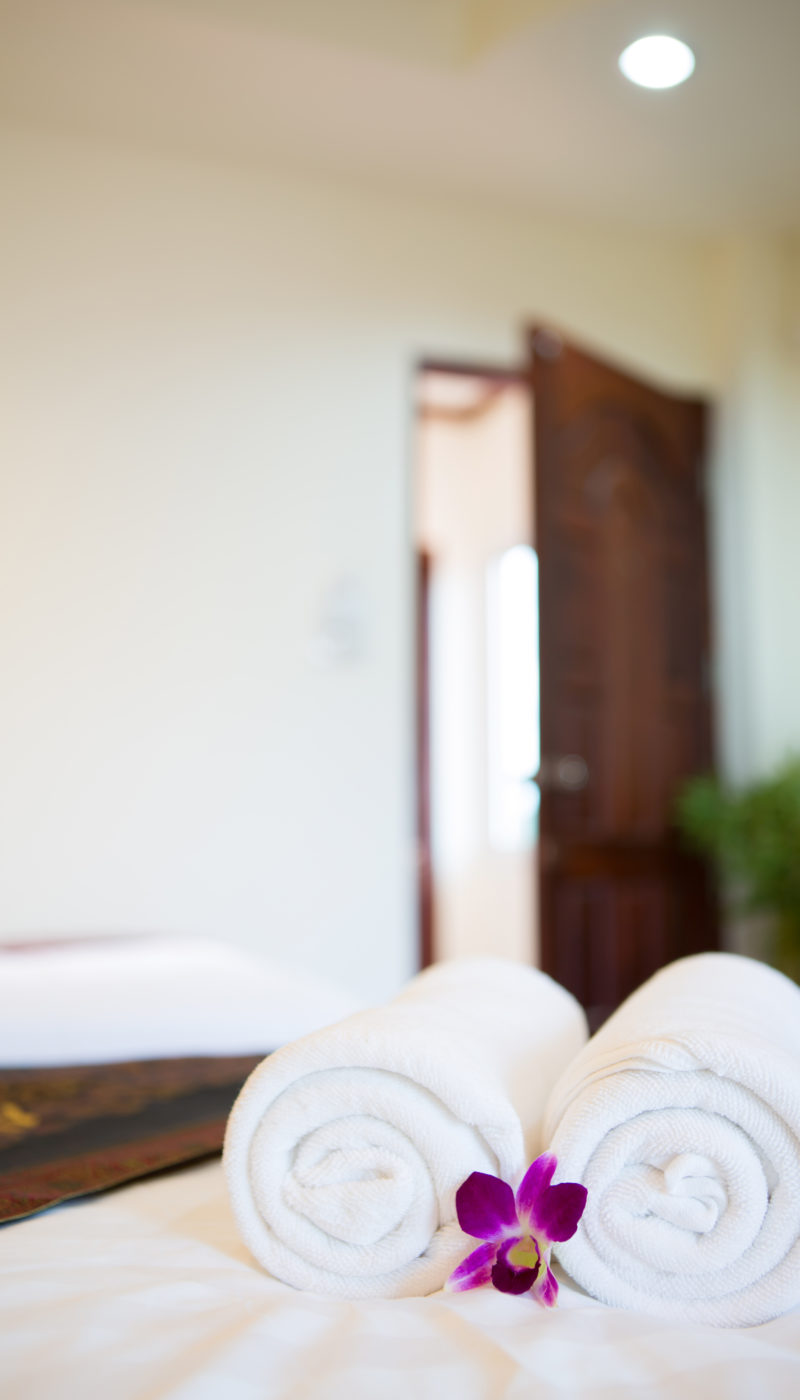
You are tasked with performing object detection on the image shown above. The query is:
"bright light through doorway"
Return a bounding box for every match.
[486,543,540,852]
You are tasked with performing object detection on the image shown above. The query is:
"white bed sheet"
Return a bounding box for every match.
[2,1164,800,1400]
[0,937,360,1065]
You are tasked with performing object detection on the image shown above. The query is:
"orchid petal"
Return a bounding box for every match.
[516,1152,557,1225]
[445,1241,497,1293]
[455,1172,519,1240]
[530,1181,588,1243]
[534,1264,559,1308]
[490,1238,539,1296]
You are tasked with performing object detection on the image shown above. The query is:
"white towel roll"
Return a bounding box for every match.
[544,952,800,1327]
[224,958,586,1298]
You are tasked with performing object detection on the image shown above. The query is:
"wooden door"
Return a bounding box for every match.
[529,329,717,1026]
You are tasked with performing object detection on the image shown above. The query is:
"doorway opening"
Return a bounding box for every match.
[413,331,718,1027]
[413,364,540,970]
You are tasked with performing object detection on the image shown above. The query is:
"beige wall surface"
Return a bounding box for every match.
[0,121,766,998]
[708,237,800,786]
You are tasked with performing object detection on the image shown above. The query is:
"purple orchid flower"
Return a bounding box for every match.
[446,1152,587,1306]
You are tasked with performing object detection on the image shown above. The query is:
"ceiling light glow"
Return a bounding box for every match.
[619,35,695,90]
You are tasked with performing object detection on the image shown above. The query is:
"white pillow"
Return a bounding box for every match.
[0,935,362,1066]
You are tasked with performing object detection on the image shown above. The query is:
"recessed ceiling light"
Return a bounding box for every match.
[618,35,695,90]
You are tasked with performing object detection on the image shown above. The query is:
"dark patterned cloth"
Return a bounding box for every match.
[0,1054,265,1223]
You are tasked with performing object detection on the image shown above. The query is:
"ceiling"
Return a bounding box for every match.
[2,0,800,233]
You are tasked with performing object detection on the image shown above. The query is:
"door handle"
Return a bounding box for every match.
[529,755,589,793]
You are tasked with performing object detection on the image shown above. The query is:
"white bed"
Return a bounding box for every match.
[4,939,800,1398]
[3,1159,800,1399]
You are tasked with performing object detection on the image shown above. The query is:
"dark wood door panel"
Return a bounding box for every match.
[531,329,717,1020]
[545,860,715,1029]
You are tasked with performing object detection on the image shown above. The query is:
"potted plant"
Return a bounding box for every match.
[676,757,800,982]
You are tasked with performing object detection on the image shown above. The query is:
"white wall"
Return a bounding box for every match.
[709,237,800,784]
[0,122,724,1000]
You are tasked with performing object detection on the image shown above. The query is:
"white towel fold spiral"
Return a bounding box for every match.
[545,952,800,1327]
[224,958,587,1298]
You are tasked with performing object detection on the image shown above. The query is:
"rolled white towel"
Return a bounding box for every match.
[223,958,586,1298]
[544,952,800,1327]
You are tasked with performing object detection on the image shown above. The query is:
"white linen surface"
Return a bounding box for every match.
[545,952,800,1328]
[2,1160,800,1400]
[224,958,587,1299]
[0,936,360,1065]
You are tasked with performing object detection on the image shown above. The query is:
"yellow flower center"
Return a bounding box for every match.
[506,1234,541,1272]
